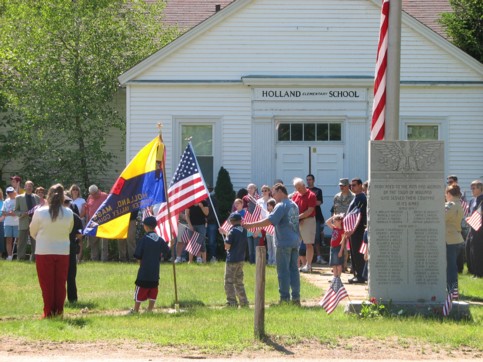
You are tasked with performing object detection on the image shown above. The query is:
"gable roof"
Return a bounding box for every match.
[158,0,451,37]
[119,0,481,85]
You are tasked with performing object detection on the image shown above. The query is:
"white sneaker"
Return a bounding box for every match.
[196,257,203,263]
[300,265,312,273]
[210,256,217,263]
[6,256,13,261]
[316,256,322,264]
[319,257,328,265]
[174,257,182,264]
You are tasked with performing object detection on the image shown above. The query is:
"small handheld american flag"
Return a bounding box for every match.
[319,276,349,314]
[343,208,361,234]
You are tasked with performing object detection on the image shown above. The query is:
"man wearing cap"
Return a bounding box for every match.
[84,185,109,261]
[243,183,301,304]
[10,176,24,195]
[15,180,40,261]
[332,178,354,216]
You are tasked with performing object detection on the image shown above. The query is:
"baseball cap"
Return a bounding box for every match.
[339,178,349,186]
[10,175,21,182]
[6,186,15,193]
[143,216,157,228]
[229,212,242,222]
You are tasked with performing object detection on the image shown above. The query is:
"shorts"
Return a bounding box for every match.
[329,246,344,267]
[4,225,19,238]
[299,217,316,244]
[134,286,158,302]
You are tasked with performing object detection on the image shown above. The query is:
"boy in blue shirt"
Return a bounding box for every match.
[219,212,249,307]
[130,216,170,314]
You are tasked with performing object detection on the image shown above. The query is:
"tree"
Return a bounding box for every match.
[0,0,179,190]
[439,0,483,62]
[214,167,236,222]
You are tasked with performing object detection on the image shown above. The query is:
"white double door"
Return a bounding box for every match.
[275,145,343,220]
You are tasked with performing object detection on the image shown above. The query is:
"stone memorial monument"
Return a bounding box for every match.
[368,140,446,303]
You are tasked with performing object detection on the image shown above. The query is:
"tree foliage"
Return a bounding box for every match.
[214,167,235,222]
[439,0,483,62]
[0,0,179,190]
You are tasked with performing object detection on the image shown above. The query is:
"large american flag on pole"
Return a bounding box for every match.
[319,276,349,314]
[370,0,389,141]
[155,143,209,242]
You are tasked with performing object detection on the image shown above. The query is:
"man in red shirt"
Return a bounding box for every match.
[292,177,317,273]
[85,184,109,261]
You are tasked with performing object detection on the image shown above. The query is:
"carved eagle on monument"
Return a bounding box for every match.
[373,142,441,171]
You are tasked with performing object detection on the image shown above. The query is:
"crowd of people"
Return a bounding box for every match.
[1,173,482,314]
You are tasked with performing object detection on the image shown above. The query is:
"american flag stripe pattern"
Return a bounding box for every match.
[319,276,348,314]
[221,220,231,233]
[244,204,263,224]
[264,224,275,236]
[359,242,368,255]
[443,292,452,316]
[183,228,204,256]
[466,206,482,232]
[370,0,389,141]
[460,198,470,217]
[155,143,209,241]
[343,208,361,234]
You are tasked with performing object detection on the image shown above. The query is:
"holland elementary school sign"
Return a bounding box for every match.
[253,88,368,101]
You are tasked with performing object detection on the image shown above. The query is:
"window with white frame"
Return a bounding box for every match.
[181,124,214,186]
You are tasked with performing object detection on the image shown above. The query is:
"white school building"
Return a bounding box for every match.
[120,0,483,219]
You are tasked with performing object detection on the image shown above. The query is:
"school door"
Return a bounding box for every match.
[275,145,343,219]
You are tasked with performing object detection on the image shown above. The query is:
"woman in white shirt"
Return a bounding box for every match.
[30,184,73,318]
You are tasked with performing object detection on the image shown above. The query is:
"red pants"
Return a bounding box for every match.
[36,254,70,318]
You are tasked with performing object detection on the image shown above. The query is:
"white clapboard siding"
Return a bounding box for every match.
[400,88,483,189]
[134,0,481,82]
[128,85,252,186]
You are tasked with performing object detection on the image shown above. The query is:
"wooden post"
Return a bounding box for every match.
[254,246,266,340]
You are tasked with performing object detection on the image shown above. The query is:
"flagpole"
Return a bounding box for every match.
[158,123,179,309]
[386,0,401,141]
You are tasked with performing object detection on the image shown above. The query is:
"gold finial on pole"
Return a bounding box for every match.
[184,136,192,142]
[157,122,164,142]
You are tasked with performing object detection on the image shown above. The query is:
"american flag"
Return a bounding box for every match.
[155,143,209,241]
[359,242,368,255]
[264,223,275,236]
[244,205,263,224]
[466,206,482,231]
[370,0,389,141]
[220,219,232,233]
[142,207,153,220]
[343,208,361,234]
[443,292,453,317]
[319,276,348,314]
[182,227,204,256]
[460,195,470,217]
[451,288,459,300]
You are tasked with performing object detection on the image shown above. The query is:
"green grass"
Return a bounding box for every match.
[0,261,482,353]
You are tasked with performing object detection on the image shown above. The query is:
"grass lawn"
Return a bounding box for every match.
[0,261,482,353]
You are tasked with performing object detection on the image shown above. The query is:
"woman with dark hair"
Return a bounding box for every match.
[30,184,73,318]
[445,184,464,294]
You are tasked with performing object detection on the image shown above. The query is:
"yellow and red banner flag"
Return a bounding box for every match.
[84,137,166,239]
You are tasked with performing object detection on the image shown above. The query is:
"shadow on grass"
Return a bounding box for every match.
[63,318,89,328]
[174,300,206,308]
[460,294,483,303]
[262,335,295,355]
[66,301,98,309]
